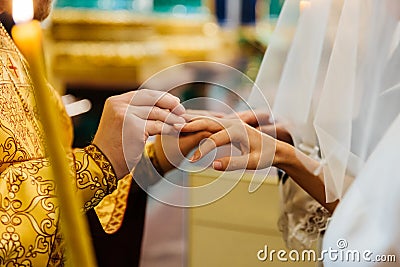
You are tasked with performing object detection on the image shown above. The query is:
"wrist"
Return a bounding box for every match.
[84,144,118,194]
[148,141,168,175]
[92,139,128,179]
[273,140,294,169]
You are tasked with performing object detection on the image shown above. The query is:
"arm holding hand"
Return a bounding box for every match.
[180,117,338,213]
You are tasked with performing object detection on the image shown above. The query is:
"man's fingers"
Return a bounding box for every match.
[186,109,225,118]
[129,106,185,125]
[178,118,224,133]
[182,111,224,122]
[180,113,201,122]
[130,89,186,115]
[146,120,177,136]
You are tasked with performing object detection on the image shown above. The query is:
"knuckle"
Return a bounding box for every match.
[138,88,149,95]
[135,89,149,100]
[147,89,159,99]
[105,96,116,106]
[151,107,161,118]
[146,122,155,133]
[155,120,163,129]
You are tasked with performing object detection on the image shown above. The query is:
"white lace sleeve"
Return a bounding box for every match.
[278,177,330,250]
[277,144,331,250]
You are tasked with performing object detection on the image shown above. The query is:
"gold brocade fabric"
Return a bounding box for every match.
[0,23,130,266]
[94,142,163,234]
[94,174,132,234]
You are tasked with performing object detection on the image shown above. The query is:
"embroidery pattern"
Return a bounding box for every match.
[0,23,117,266]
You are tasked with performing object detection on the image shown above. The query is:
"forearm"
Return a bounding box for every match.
[273,141,338,213]
[153,132,212,174]
[153,135,173,174]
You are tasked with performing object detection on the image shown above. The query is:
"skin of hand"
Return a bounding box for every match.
[179,117,338,213]
[153,131,212,174]
[182,109,225,121]
[231,109,293,145]
[152,109,222,174]
[227,109,271,128]
[231,110,338,211]
[92,89,186,179]
[179,117,277,170]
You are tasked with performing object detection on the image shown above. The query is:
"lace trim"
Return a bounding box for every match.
[278,198,330,249]
[278,143,330,250]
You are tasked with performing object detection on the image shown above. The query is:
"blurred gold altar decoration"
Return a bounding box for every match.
[44,8,237,91]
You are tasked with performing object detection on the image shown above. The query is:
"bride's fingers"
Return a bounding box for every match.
[229,109,271,127]
[129,89,186,115]
[128,106,186,125]
[212,154,251,171]
[189,129,231,162]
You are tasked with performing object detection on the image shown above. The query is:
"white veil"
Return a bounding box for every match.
[322,113,400,267]
[251,0,400,203]
[314,0,400,202]
[248,0,345,249]
[249,0,344,148]
[247,0,300,110]
[272,0,343,148]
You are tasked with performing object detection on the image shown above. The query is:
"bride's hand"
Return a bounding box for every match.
[227,109,293,144]
[178,117,278,171]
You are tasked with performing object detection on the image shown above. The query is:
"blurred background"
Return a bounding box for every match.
[44,0,280,150]
[43,1,292,267]
[4,1,311,267]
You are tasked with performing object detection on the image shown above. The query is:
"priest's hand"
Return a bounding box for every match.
[93,89,186,179]
[179,117,278,171]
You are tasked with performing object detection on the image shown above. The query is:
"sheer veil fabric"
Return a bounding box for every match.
[248,0,344,249]
[321,1,400,265]
[322,114,400,267]
[247,0,300,110]
[250,0,344,148]
[249,0,400,250]
[314,0,400,201]
[250,0,345,175]
[250,0,400,202]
